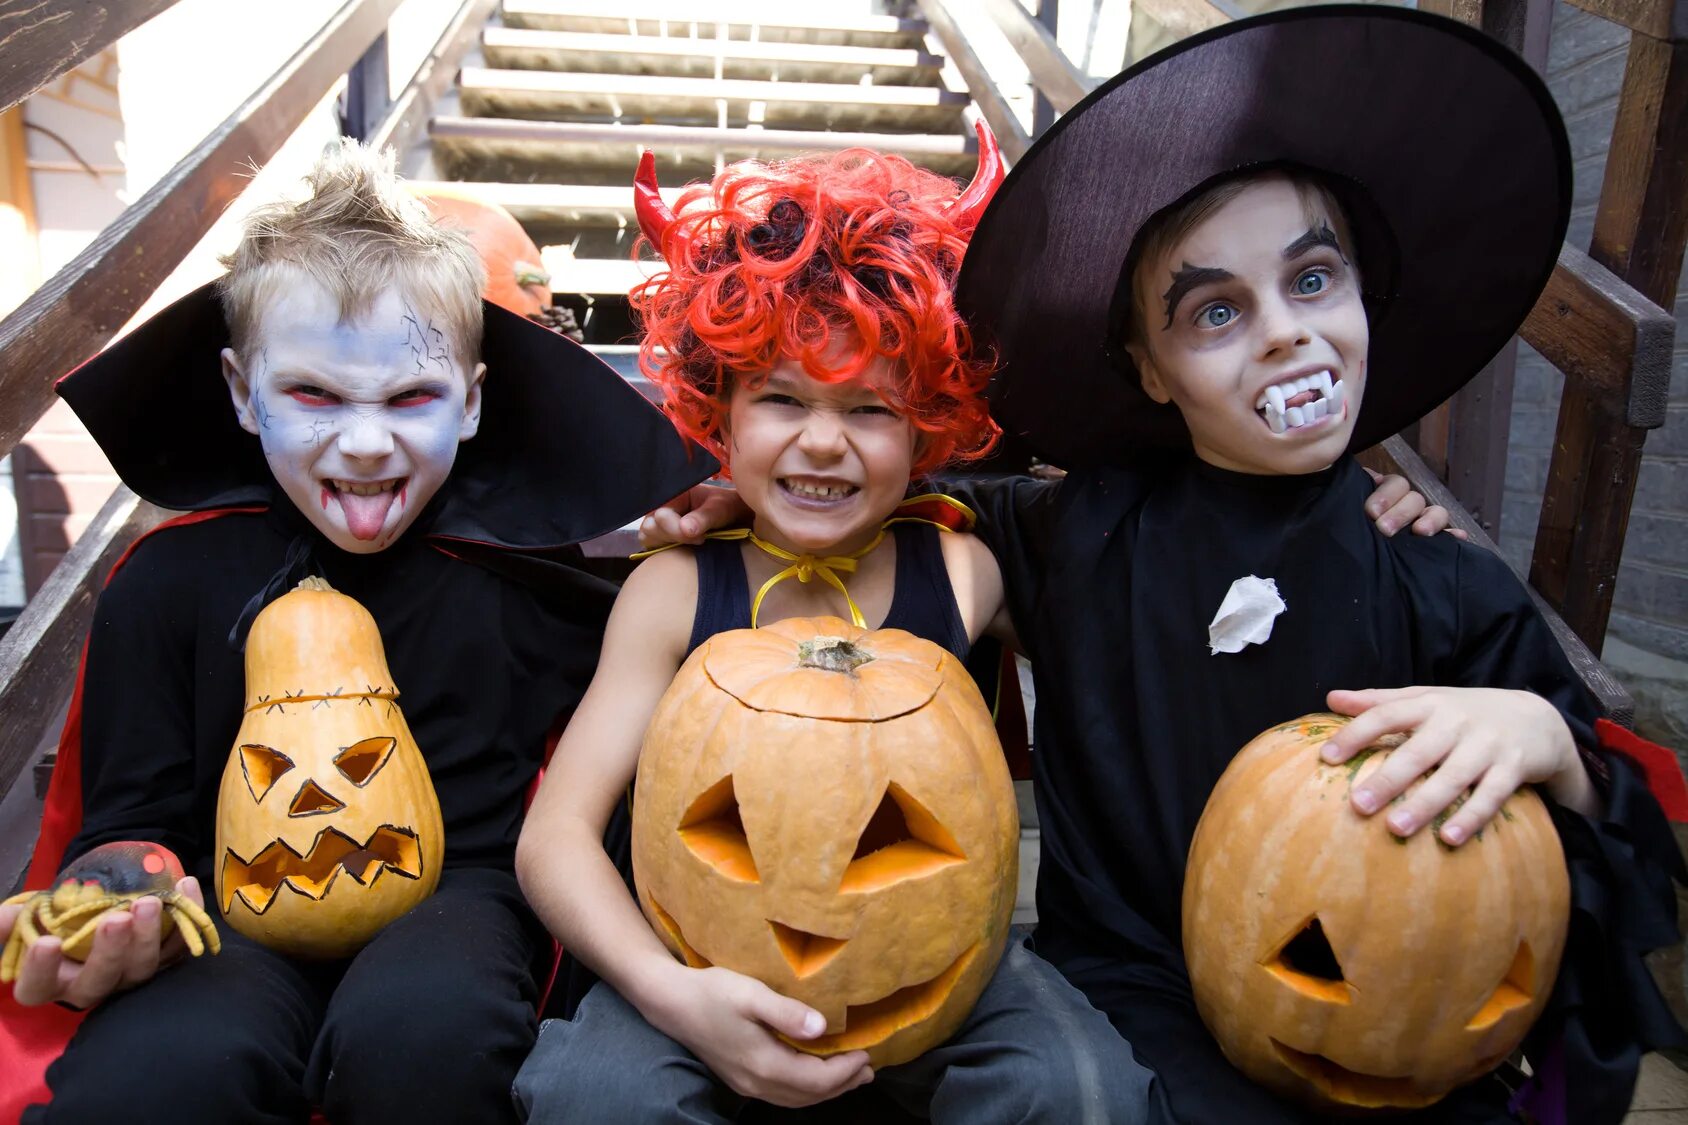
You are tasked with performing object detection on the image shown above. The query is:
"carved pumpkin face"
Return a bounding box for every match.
[1183,714,1570,1112]
[632,618,1019,1067]
[215,578,444,959]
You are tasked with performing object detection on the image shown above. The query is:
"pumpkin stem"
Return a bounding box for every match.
[797,636,875,675]
[295,576,335,593]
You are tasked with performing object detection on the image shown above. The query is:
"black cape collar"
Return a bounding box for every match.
[57,282,718,550]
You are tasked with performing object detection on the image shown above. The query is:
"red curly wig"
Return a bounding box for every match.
[631,148,999,477]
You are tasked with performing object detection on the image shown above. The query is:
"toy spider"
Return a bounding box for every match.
[2,841,221,981]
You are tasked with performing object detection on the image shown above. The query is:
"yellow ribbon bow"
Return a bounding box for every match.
[744,529,885,628]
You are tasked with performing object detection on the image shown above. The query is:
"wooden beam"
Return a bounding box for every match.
[1564,0,1687,41]
[1519,244,1673,428]
[1128,0,1230,40]
[0,0,182,114]
[0,0,404,465]
[369,0,500,164]
[0,488,162,805]
[1358,437,1634,722]
[977,0,1095,113]
[914,0,1031,163]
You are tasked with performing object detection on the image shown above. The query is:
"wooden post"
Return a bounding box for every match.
[340,29,392,141]
[1531,25,1688,651]
[1032,0,1059,137]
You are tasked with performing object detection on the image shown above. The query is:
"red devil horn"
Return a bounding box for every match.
[634,149,679,254]
[945,120,1008,234]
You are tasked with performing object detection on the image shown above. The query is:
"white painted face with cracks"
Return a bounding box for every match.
[221,275,486,554]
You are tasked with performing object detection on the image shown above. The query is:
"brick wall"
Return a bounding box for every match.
[1501,2,1688,659]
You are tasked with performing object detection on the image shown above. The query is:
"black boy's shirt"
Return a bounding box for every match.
[951,455,1682,1124]
[62,498,613,887]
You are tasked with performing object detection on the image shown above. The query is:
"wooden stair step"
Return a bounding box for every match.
[500,0,931,49]
[405,180,677,226]
[457,67,968,133]
[429,117,979,180]
[481,27,945,86]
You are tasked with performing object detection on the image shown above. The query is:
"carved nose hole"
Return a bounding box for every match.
[1467,941,1533,1030]
[678,775,760,883]
[1264,916,1351,1004]
[288,780,346,817]
[238,744,294,802]
[838,782,965,894]
[769,921,849,978]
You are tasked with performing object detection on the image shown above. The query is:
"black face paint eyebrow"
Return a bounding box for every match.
[1283,224,1348,264]
[1161,263,1234,328]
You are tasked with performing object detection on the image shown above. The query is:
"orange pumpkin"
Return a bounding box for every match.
[418,187,552,319]
[632,618,1018,1067]
[214,577,444,959]
[1183,713,1570,1112]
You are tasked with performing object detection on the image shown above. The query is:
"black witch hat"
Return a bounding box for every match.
[56,283,717,550]
[955,6,1571,468]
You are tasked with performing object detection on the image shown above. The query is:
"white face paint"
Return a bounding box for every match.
[221,277,485,554]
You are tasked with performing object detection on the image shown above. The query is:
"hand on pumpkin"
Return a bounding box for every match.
[646,961,873,1106]
[638,474,1454,547]
[1361,467,1464,539]
[639,483,752,549]
[1321,687,1597,844]
[1,875,205,1008]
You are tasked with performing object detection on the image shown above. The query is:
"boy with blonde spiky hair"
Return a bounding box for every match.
[0,139,711,1124]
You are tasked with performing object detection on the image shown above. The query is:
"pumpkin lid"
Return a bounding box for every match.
[242,579,396,709]
[702,618,944,722]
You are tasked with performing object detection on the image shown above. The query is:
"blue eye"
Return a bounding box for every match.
[1295,270,1327,295]
[1201,304,1236,328]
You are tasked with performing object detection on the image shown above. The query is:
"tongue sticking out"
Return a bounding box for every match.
[336,487,399,541]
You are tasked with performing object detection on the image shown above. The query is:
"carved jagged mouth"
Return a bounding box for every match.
[1269,1039,1445,1109]
[799,942,981,1055]
[221,825,422,914]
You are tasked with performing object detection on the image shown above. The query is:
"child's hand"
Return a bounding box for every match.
[648,961,873,1107]
[4,876,203,1008]
[1361,468,1466,539]
[639,484,751,549]
[1320,687,1593,844]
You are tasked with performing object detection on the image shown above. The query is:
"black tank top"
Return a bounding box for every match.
[683,523,970,661]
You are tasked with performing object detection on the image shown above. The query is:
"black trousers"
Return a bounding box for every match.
[29,867,545,1125]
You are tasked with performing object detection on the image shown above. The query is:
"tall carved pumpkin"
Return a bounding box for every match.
[417,187,552,319]
[632,618,1018,1068]
[1183,713,1570,1112]
[215,577,444,959]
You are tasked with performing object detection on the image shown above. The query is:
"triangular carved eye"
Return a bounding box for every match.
[838,783,965,894]
[335,737,396,787]
[288,780,346,817]
[239,744,294,803]
[1264,917,1351,1004]
[1467,942,1534,1030]
[678,775,759,883]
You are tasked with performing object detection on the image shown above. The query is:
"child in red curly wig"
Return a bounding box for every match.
[511,138,1164,1124]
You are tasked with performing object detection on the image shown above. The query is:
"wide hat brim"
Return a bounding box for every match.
[57,283,718,549]
[956,6,1571,468]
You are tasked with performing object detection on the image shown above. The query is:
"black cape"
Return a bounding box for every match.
[951,457,1684,1124]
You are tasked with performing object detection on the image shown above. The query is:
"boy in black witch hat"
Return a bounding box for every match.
[939,8,1686,1123]
[0,140,712,1123]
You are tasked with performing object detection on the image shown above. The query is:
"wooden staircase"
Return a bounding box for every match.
[399,0,983,358]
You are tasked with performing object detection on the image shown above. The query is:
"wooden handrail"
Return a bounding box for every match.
[0,488,162,804]
[975,0,1097,113]
[0,0,405,465]
[913,0,1031,163]
[368,0,500,159]
[1564,0,1687,41]
[0,0,184,114]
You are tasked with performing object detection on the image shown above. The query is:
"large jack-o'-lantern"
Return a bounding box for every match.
[215,577,444,959]
[1183,714,1570,1113]
[632,618,1018,1068]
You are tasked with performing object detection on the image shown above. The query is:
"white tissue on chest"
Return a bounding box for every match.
[1207,575,1286,655]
